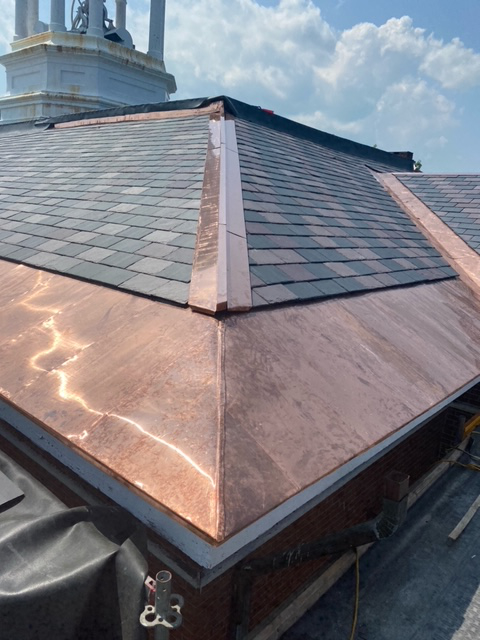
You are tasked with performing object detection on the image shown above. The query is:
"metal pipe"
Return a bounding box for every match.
[139,570,183,638]
[155,571,172,640]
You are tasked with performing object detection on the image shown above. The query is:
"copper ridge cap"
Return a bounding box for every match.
[53,101,223,129]
[189,109,252,315]
[377,173,480,300]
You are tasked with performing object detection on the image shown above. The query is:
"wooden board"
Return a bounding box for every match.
[448,493,480,544]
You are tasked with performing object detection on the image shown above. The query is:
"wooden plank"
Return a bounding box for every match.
[448,494,480,544]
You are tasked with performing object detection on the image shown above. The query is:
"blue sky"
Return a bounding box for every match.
[1,0,479,172]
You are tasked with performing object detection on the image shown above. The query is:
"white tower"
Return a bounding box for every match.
[0,0,177,122]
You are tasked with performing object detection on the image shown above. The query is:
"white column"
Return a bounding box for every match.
[50,0,66,32]
[87,0,104,37]
[14,0,28,40]
[115,0,127,30]
[26,0,39,36]
[148,0,166,60]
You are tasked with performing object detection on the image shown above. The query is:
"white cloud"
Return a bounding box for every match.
[420,37,480,90]
[374,79,456,149]
[0,0,14,51]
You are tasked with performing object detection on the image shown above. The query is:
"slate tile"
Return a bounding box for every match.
[128,257,173,275]
[0,243,23,257]
[147,218,184,232]
[56,243,90,257]
[149,279,190,304]
[165,247,195,264]
[36,239,68,252]
[303,263,338,279]
[251,265,290,285]
[91,265,133,286]
[117,226,153,240]
[76,247,115,262]
[120,273,167,295]
[3,247,37,261]
[95,223,129,236]
[100,252,141,268]
[323,262,358,277]
[284,282,322,299]
[23,251,61,267]
[65,231,99,243]
[253,284,297,304]
[88,235,121,248]
[335,276,369,292]
[277,264,316,282]
[156,262,192,283]
[369,272,399,286]
[108,238,149,253]
[3,232,31,244]
[141,230,181,244]
[64,262,105,279]
[43,255,82,271]
[16,235,46,249]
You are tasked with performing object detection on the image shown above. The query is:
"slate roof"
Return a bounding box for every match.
[398,174,480,253]
[236,120,456,306]
[0,114,209,304]
[0,97,457,312]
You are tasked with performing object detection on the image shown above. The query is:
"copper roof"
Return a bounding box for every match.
[2,258,480,542]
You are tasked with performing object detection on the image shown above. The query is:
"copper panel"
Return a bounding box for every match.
[222,279,480,537]
[378,173,480,297]
[54,102,223,129]
[4,258,480,544]
[0,261,222,538]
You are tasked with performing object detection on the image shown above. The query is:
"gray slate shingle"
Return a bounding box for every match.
[398,174,480,253]
[235,119,456,306]
[0,115,209,305]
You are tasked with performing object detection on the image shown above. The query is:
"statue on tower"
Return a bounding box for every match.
[71,0,114,34]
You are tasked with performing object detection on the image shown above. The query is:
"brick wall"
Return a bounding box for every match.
[2,382,478,640]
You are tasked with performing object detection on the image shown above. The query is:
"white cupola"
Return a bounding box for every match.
[0,0,177,122]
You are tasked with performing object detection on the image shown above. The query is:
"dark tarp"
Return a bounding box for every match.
[0,451,148,640]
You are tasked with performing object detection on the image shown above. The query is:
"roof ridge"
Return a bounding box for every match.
[189,111,252,315]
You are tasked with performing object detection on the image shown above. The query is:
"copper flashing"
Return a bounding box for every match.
[3,259,480,548]
[189,115,227,314]
[378,174,480,298]
[0,261,222,540]
[223,118,252,312]
[189,113,251,314]
[53,102,223,129]
[221,278,480,536]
